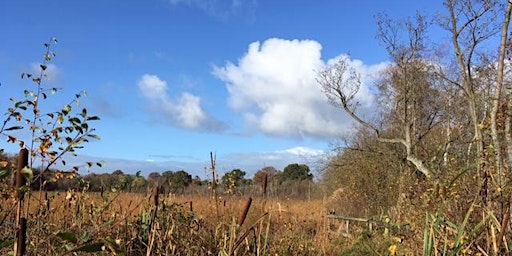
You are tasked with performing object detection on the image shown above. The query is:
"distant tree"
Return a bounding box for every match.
[221,169,250,194]
[120,174,134,192]
[253,166,280,185]
[191,175,203,186]
[83,173,101,191]
[162,171,173,182]
[147,172,162,188]
[252,166,282,197]
[112,169,124,176]
[280,163,313,182]
[113,172,135,192]
[131,175,147,193]
[162,170,192,194]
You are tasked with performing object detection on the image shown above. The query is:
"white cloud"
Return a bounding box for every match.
[279,146,323,157]
[175,92,207,128]
[137,74,224,131]
[214,38,387,139]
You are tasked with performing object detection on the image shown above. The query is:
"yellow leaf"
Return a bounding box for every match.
[0,161,9,168]
[388,244,397,255]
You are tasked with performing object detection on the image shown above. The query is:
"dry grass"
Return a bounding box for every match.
[1,190,356,255]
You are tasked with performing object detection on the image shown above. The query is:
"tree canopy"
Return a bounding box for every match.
[221,168,251,192]
[280,163,313,182]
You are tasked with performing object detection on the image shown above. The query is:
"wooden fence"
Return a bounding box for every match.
[326,214,410,237]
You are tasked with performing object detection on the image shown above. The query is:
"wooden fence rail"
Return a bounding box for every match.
[326,214,410,237]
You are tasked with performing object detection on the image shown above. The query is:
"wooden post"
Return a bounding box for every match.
[14,148,28,256]
[210,152,220,220]
[16,218,27,256]
[262,174,268,198]
[15,149,28,200]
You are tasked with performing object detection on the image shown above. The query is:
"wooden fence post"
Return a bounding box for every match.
[14,148,28,256]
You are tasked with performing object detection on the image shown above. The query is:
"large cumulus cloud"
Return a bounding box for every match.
[214,38,386,139]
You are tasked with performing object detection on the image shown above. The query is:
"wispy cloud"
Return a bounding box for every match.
[213,38,387,140]
[168,0,257,21]
[90,97,122,118]
[67,145,324,178]
[31,63,59,82]
[137,74,225,131]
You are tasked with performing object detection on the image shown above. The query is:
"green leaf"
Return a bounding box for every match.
[62,104,71,115]
[87,134,100,140]
[0,169,11,180]
[80,231,90,243]
[101,220,114,227]
[21,166,33,181]
[23,90,34,97]
[57,114,64,124]
[68,117,81,124]
[71,242,104,252]
[0,237,14,249]
[4,126,23,131]
[87,116,100,121]
[40,64,47,71]
[55,231,78,244]
[81,108,87,118]
[14,101,24,108]
[75,126,83,134]
[104,238,124,255]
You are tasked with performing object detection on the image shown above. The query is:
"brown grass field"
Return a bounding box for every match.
[3,190,386,255]
[0,188,411,255]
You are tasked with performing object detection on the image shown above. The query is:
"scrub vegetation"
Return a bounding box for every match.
[2,0,512,255]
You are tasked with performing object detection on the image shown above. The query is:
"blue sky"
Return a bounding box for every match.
[0,0,442,178]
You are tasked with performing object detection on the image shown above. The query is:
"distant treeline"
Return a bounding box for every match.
[2,152,319,199]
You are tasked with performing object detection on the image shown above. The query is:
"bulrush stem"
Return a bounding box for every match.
[239,197,252,227]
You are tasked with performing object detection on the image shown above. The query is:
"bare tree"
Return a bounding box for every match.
[317,14,439,178]
[437,1,512,253]
[438,0,504,173]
